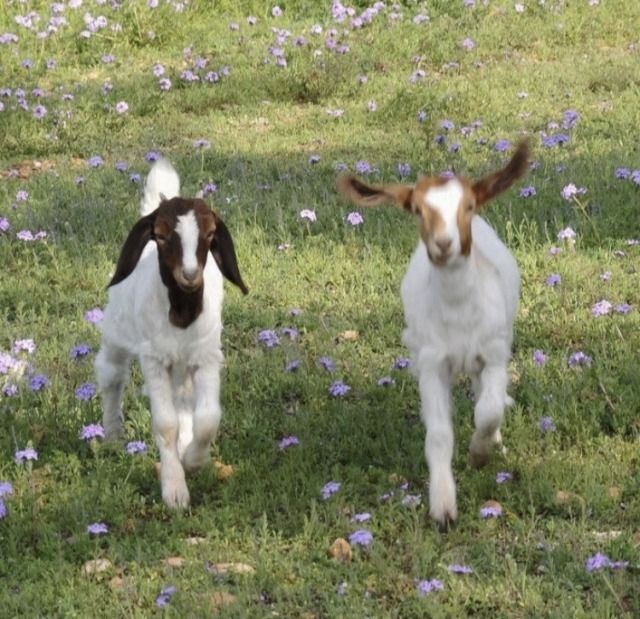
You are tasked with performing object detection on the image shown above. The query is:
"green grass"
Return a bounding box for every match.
[1,1,639,616]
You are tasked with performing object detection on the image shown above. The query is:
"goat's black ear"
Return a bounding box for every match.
[210,217,249,295]
[108,211,156,287]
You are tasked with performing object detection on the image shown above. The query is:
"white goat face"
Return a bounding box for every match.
[337,141,530,268]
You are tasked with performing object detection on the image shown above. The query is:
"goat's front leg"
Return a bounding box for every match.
[95,344,130,440]
[181,363,222,473]
[469,363,508,468]
[419,363,457,526]
[140,356,189,509]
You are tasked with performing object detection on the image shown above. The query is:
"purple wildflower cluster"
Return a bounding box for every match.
[321,480,341,500]
[349,528,373,547]
[416,578,444,596]
[585,553,629,573]
[126,441,147,455]
[79,423,104,440]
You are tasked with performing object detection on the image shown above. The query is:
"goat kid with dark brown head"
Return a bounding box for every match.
[338,142,529,527]
[95,158,247,509]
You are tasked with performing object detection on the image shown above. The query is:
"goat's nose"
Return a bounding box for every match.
[182,267,199,282]
[436,238,452,253]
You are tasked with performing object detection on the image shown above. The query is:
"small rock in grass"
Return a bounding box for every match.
[185,536,207,546]
[162,556,186,568]
[211,591,237,609]
[328,538,352,562]
[82,558,113,576]
[336,330,358,343]
[213,460,234,481]
[207,562,255,575]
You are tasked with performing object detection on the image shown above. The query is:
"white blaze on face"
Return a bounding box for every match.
[175,211,200,275]
[424,179,464,253]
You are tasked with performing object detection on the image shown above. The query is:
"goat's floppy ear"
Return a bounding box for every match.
[210,216,249,295]
[108,211,156,287]
[337,174,414,212]
[472,140,530,207]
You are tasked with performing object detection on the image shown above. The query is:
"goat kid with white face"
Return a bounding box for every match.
[95,158,248,509]
[338,142,529,526]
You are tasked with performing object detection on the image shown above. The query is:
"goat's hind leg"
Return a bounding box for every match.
[469,365,508,468]
[95,343,131,440]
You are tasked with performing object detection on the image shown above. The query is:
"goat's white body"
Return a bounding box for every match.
[400,216,519,523]
[95,160,225,508]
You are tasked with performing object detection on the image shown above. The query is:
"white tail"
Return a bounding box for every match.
[140,157,181,216]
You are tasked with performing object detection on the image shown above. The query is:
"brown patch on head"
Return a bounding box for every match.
[456,181,477,257]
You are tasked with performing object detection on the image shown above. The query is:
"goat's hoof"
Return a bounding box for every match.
[469,450,490,469]
[430,506,458,531]
[162,481,190,509]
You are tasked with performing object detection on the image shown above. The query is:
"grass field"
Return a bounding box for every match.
[1,1,639,616]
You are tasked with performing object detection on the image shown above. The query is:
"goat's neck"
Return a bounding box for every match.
[431,250,478,304]
[158,261,204,329]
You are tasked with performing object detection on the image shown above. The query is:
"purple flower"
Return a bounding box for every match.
[585,552,611,573]
[285,360,301,373]
[278,436,300,450]
[321,481,341,500]
[591,299,612,317]
[545,273,561,287]
[87,155,104,168]
[393,357,410,370]
[115,101,128,114]
[202,183,217,195]
[129,173,141,183]
[126,440,147,455]
[532,349,547,367]
[28,374,49,391]
[271,5,283,17]
[15,190,28,203]
[562,109,580,129]
[496,471,512,484]
[631,170,640,185]
[318,356,336,373]
[479,504,503,518]
[102,54,115,64]
[448,564,473,574]
[0,481,14,497]
[346,212,364,226]
[561,184,586,201]
[520,185,536,198]
[401,494,422,507]
[114,161,128,172]
[87,522,108,536]
[329,380,351,397]
[15,447,38,463]
[193,138,210,149]
[615,303,632,314]
[76,383,97,401]
[367,100,377,112]
[377,376,395,386]
[461,37,475,50]
[247,16,257,25]
[349,529,373,547]
[440,119,454,131]
[568,351,592,368]
[79,423,104,440]
[397,163,411,177]
[0,500,6,520]
[351,512,371,523]
[280,327,298,340]
[495,139,511,152]
[159,78,172,91]
[299,209,317,222]
[31,104,47,119]
[258,329,280,348]
[84,308,104,324]
[152,63,165,77]
[13,339,35,354]
[417,110,428,123]
[539,416,556,433]
[416,579,444,596]
[557,227,576,241]
[3,384,18,397]
[308,154,320,165]
[355,160,372,174]
[0,217,10,233]
[615,167,630,179]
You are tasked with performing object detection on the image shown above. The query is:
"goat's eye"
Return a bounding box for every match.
[155,233,168,244]
[206,231,215,241]
[466,204,474,213]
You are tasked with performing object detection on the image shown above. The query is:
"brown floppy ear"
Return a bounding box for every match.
[108,210,157,287]
[210,215,249,295]
[472,140,530,207]
[337,174,414,212]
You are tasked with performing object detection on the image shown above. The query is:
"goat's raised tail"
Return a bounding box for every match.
[140,157,181,216]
